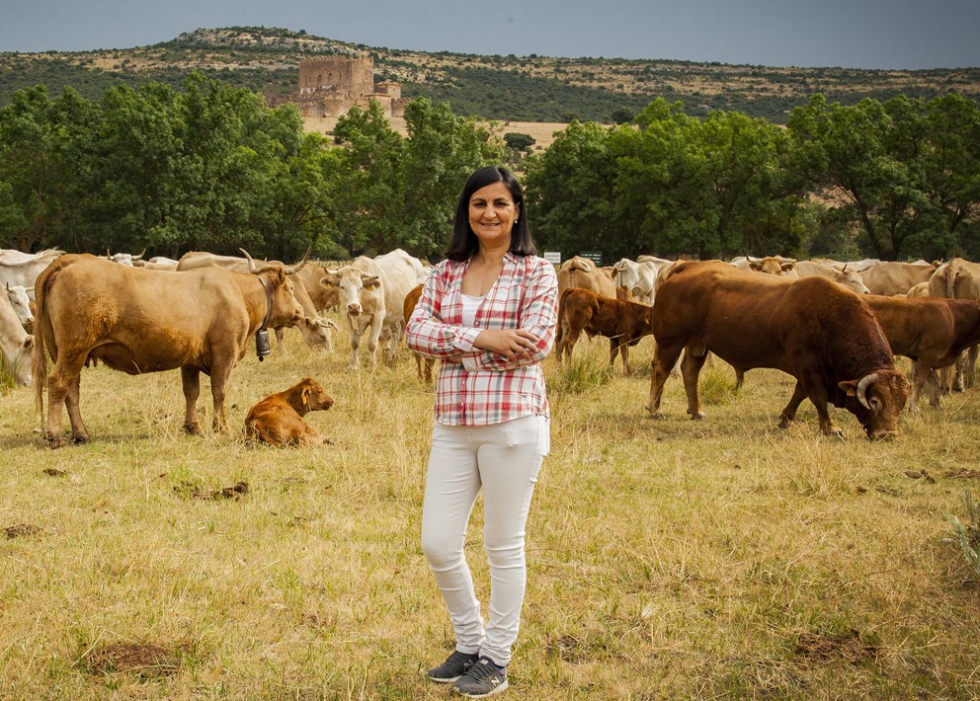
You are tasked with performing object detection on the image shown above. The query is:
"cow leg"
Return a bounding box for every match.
[964,344,979,389]
[925,368,942,410]
[64,372,90,444]
[365,318,382,371]
[348,328,362,371]
[209,369,233,433]
[778,381,809,429]
[647,342,684,418]
[802,383,844,438]
[274,327,287,354]
[911,362,937,411]
[952,350,967,392]
[680,347,708,419]
[609,338,629,374]
[181,366,203,435]
[425,358,435,383]
[44,354,87,449]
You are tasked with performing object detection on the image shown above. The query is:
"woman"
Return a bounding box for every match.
[406,165,558,698]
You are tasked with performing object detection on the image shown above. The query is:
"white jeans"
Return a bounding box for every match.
[421,415,549,667]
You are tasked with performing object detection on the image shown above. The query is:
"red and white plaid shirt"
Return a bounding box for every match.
[406,252,559,426]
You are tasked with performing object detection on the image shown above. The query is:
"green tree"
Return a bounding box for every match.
[524,120,620,259]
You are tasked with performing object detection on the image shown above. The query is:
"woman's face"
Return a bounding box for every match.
[468,182,519,251]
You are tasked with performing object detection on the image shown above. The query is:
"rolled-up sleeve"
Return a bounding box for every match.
[406,268,482,359]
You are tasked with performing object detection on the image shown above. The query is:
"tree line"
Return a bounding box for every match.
[1,73,978,263]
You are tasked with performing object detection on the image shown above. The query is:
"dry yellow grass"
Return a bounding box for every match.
[2,325,980,699]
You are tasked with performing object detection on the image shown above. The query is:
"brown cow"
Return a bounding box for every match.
[927,258,980,390]
[33,253,305,448]
[403,283,435,383]
[557,256,616,300]
[647,261,910,439]
[243,377,334,447]
[863,294,980,410]
[555,287,654,375]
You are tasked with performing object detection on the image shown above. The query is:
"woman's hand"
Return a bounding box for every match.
[473,329,539,363]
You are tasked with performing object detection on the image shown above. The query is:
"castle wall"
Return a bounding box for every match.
[266,55,404,120]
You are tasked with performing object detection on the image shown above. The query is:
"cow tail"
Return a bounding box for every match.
[947,258,961,299]
[32,277,49,428]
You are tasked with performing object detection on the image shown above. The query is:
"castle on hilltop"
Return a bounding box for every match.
[266,55,409,119]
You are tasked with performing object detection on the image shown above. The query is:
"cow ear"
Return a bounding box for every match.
[838,380,857,397]
[302,387,310,406]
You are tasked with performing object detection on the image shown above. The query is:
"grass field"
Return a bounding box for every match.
[2,324,980,700]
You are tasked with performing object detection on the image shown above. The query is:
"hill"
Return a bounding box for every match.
[1,26,978,124]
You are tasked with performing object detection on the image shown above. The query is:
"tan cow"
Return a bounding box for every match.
[32,253,305,447]
[864,294,980,410]
[243,377,334,447]
[648,261,910,439]
[731,255,798,277]
[0,288,33,386]
[403,284,435,383]
[177,250,336,351]
[794,260,871,294]
[557,256,616,299]
[555,287,654,375]
[859,261,938,296]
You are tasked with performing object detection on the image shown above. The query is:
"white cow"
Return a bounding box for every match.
[0,249,65,300]
[731,255,798,277]
[612,256,672,304]
[106,249,146,266]
[325,249,427,371]
[5,284,34,328]
[794,260,871,294]
[0,288,32,386]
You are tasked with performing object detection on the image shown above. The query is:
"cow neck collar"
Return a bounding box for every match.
[257,274,274,331]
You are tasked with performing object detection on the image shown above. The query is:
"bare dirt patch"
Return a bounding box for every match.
[83,643,180,678]
[795,629,878,666]
[3,524,43,539]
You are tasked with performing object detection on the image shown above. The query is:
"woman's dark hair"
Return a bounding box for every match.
[446,166,538,261]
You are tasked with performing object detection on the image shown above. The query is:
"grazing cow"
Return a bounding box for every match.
[647,261,910,439]
[5,283,34,328]
[611,257,672,304]
[859,261,938,296]
[32,253,305,448]
[794,260,871,294]
[243,377,334,447]
[0,289,33,386]
[555,287,654,374]
[177,250,336,352]
[557,256,617,299]
[403,284,435,383]
[0,249,65,300]
[732,255,798,277]
[324,249,427,371]
[292,263,341,315]
[863,294,980,410]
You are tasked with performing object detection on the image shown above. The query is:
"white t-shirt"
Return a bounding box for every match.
[461,293,485,327]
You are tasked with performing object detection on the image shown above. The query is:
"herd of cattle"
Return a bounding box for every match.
[2,247,980,446]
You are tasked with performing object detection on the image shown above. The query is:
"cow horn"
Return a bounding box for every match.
[856,373,878,410]
[133,248,146,260]
[282,247,311,275]
[240,248,262,274]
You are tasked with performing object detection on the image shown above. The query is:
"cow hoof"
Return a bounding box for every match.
[45,434,64,450]
[648,411,665,420]
[72,433,90,445]
[183,423,203,436]
[688,411,706,421]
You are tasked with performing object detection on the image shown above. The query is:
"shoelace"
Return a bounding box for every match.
[464,660,503,683]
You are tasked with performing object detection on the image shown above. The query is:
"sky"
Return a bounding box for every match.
[1,0,978,70]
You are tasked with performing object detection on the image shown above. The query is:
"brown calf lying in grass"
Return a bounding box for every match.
[244,377,334,447]
[555,287,654,375]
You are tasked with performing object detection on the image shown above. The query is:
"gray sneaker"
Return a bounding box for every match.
[426,650,479,683]
[452,657,509,698]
